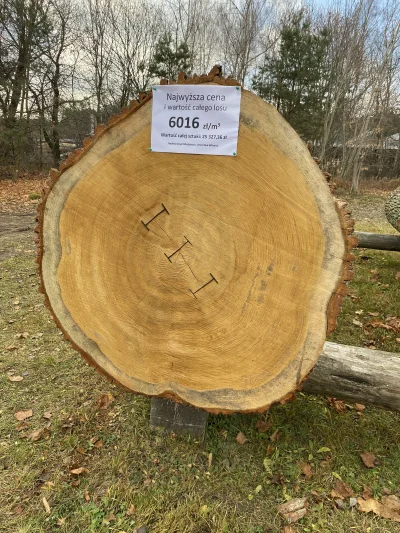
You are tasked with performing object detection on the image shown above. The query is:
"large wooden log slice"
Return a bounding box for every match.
[38,72,353,412]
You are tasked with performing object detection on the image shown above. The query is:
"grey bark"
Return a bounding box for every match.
[303,341,400,411]
[354,231,400,251]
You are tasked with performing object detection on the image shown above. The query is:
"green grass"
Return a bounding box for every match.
[1,244,400,532]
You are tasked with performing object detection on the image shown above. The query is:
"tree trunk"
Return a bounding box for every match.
[304,342,400,411]
[354,231,400,252]
[38,68,354,413]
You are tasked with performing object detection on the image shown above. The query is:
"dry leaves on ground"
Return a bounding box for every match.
[360,451,377,468]
[235,432,248,445]
[270,429,281,442]
[0,175,47,213]
[358,495,400,522]
[42,497,51,513]
[362,485,373,499]
[331,480,354,499]
[283,527,296,533]
[277,498,308,524]
[301,463,313,480]
[8,375,24,382]
[27,428,47,442]
[15,409,33,421]
[327,398,346,413]
[97,393,114,410]
[70,467,89,475]
[255,419,271,433]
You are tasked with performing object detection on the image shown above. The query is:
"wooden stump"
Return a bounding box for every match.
[38,70,353,413]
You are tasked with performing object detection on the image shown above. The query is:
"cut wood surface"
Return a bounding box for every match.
[304,342,400,411]
[354,231,400,252]
[38,68,352,412]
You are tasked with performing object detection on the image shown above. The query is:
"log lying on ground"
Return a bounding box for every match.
[303,341,400,411]
[354,231,400,252]
[38,67,354,413]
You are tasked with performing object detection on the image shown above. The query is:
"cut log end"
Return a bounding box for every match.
[38,67,351,413]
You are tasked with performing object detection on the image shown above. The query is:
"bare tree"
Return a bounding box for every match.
[79,0,113,126]
[29,0,77,167]
[109,0,163,108]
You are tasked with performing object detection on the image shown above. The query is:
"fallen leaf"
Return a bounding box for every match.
[126,504,135,516]
[283,527,295,533]
[57,517,66,527]
[77,446,86,455]
[42,497,51,513]
[355,309,364,315]
[355,403,366,411]
[270,429,281,442]
[362,485,373,499]
[266,444,275,456]
[43,411,52,419]
[15,409,33,421]
[277,498,307,514]
[357,495,400,522]
[94,439,103,449]
[5,345,17,350]
[236,431,248,445]
[395,272,400,280]
[97,393,114,410]
[386,317,400,332]
[368,320,393,331]
[27,428,44,442]
[396,338,400,343]
[335,498,346,510]
[83,490,90,502]
[70,467,88,475]
[327,398,346,413]
[277,498,307,523]
[208,452,212,470]
[143,477,152,486]
[301,463,313,480]
[352,319,363,327]
[255,419,271,433]
[383,487,392,495]
[370,269,379,281]
[8,375,24,382]
[368,311,380,317]
[360,451,377,468]
[71,480,80,487]
[331,480,354,499]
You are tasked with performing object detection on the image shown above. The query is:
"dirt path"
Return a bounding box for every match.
[0,212,37,261]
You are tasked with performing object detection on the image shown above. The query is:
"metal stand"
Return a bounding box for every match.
[150,398,208,441]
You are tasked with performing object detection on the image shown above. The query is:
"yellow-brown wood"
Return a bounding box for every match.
[38,70,351,412]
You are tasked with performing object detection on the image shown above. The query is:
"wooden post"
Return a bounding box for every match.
[150,398,208,440]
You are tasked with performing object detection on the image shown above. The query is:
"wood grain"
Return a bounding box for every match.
[38,69,350,412]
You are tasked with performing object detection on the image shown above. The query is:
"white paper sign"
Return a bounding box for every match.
[150,85,241,156]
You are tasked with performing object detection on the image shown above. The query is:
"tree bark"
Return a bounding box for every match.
[303,341,400,411]
[354,231,400,252]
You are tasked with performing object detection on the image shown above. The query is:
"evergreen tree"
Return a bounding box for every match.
[252,10,331,142]
[148,33,191,81]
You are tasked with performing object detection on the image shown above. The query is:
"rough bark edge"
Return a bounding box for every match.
[326,200,358,335]
[35,66,348,414]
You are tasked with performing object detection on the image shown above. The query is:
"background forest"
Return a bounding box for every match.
[1,0,400,190]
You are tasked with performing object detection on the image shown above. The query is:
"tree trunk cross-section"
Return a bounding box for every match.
[38,69,353,413]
